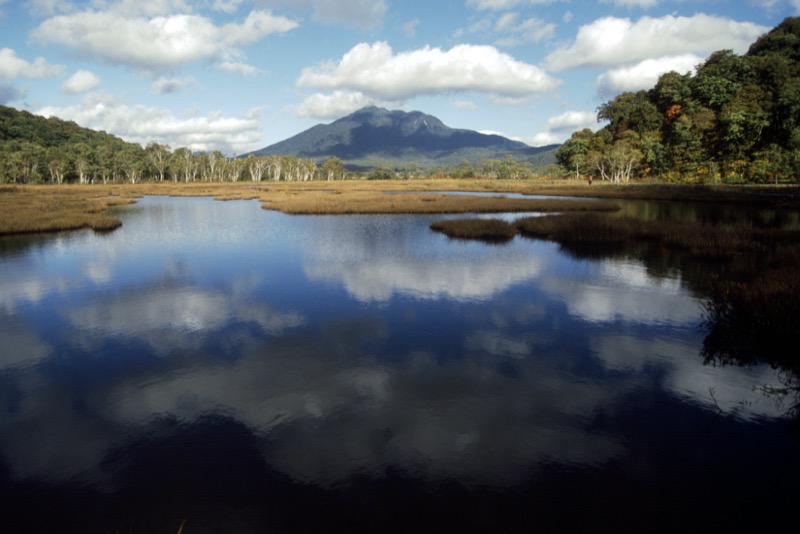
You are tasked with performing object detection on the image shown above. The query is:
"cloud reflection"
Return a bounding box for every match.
[300,215,547,301]
[0,198,791,500]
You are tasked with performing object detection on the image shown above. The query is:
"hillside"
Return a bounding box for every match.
[247,106,558,170]
[0,105,145,183]
[0,106,132,149]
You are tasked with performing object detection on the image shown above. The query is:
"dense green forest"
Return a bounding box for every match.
[556,17,800,184]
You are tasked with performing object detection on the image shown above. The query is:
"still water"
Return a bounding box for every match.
[0,196,796,532]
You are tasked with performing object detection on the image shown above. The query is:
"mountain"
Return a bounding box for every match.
[246,106,558,170]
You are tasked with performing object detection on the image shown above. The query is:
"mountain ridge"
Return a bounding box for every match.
[247,106,558,170]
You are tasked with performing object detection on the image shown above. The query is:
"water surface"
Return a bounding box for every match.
[0,196,796,532]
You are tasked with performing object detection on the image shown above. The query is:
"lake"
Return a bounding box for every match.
[0,195,797,532]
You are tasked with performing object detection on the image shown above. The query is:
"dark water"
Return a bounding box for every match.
[0,196,796,533]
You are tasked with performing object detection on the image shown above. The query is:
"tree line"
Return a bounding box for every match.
[1,105,553,184]
[0,139,349,185]
[556,17,800,184]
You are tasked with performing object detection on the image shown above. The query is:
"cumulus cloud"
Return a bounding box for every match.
[544,14,768,71]
[216,60,260,75]
[528,132,560,147]
[31,9,297,72]
[596,54,701,97]
[0,47,64,80]
[289,90,382,119]
[297,41,560,101]
[61,69,100,93]
[526,110,597,147]
[546,110,597,133]
[36,93,264,153]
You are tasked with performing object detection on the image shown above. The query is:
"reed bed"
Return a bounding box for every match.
[513,213,788,258]
[261,190,621,215]
[2,180,799,236]
[0,185,136,235]
[430,218,517,242]
[1,181,624,235]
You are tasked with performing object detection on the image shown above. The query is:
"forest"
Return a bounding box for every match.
[556,17,800,184]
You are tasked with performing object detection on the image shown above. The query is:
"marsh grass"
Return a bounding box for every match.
[1,181,624,235]
[0,185,136,235]
[264,190,622,215]
[430,218,517,242]
[512,213,790,259]
[2,180,799,236]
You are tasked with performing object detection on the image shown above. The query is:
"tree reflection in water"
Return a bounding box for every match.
[700,252,800,430]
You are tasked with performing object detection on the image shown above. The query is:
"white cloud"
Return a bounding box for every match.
[216,61,260,75]
[290,90,382,119]
[544,14,768,71]
[528,132,560,146]
[61,69,100,94]
[31,9,297,72]
[36,93,264,154]
[597,54,701,97]
[546,110,597,133]
[526,110,598,147]
[298,41,560,101]
[0,48,64,80]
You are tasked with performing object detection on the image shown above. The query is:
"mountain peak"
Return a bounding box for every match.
[247,107,553,170]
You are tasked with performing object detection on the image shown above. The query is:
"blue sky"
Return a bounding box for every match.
[1,0,797,155]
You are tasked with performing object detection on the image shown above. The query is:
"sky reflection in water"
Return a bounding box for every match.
[0,196,794,531]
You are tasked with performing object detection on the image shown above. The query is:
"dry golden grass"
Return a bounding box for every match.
[0,181,622,235]
[2,179,799,236]
[0,184,137,235]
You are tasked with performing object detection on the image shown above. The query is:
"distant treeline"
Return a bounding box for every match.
[0,104,555,183]
[556,17,800,184]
